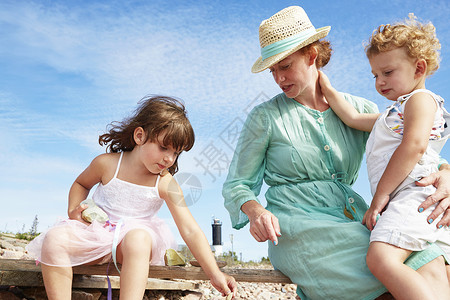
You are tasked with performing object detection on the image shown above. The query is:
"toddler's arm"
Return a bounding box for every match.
[363,92,438,230]
[159,173,237,298]
[318,71,379,132]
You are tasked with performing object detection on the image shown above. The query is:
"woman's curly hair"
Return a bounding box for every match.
[365,13,441,76]
[99,95,195,175]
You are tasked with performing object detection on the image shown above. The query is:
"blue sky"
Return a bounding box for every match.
[1,0,450,261]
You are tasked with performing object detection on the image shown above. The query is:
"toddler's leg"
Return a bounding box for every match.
[367,242,438,300]
[116,229,152,300]
[447,265,450,285]
[417,255,450,299]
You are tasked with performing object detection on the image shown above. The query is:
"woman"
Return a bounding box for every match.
[223,6,450,300]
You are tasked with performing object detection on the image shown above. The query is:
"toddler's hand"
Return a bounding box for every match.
[318,70,334,97]
[363,194,388,230]
[210,272,237,299]
[362,207,378,231]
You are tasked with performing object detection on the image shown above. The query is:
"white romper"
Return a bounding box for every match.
[366,89,450,259]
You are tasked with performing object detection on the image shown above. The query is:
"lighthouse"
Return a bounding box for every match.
[211,218,223,256]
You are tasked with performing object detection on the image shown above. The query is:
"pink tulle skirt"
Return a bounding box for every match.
[26,217,177,267]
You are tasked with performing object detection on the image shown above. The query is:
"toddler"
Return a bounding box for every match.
[319,14,450,300]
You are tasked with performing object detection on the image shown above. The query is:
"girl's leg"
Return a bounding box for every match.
[40,226,74,300]
[417,255,450,299]
[367,242,438,300]
[116,229,152,300]
[41,264,72,300]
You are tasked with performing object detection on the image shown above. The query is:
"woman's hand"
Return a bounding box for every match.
[241,200,281,245]
[209,272,237,299]
[416,165,450,228]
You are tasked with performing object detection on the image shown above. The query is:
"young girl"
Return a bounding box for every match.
[26,96,236,299]
[319,15,450,300]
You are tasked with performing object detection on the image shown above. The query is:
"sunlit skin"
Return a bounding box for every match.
[270,52,312,99]
[134,129,180,176]
[269,49,329,112]
[369,48,425,101]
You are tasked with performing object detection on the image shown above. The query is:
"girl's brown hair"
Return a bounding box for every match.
[99,95,195,175]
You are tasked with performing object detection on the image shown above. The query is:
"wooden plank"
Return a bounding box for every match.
[0,271,198,290]
[0,259,292,284]
[72,275,198,290]
[0,270,44,286]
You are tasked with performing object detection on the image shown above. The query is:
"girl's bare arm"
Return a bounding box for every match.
[159,173,237,297]
[68,154,108,221]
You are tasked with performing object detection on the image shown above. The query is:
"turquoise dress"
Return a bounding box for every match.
[223,93,444,300]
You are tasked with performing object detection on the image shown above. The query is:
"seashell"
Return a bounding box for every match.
[164,248,186,266]
[81,199,109,224]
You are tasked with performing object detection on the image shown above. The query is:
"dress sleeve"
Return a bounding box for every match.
[222,104,271,229]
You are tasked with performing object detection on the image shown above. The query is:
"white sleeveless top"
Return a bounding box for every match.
[93,152,164,223]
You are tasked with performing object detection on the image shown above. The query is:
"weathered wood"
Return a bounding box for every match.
[0,270,198,290]
[0,259,292,284]
[73,275,199,290]
[0,270,44,286]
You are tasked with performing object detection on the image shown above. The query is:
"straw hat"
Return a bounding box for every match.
[252,6,331,73]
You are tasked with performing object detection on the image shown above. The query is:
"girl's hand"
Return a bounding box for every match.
[416,166,450,227]
[209,272,237,299]
[68,203,89,225]
[241,200,281,245]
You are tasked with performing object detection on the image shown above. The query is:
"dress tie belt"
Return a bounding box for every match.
[272,172,362,222]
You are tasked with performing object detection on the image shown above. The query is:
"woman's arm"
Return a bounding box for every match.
[67,154,106,222]
[318,71,379,132]
[363,92,437,229]
[160,174,236,297]
[222,103,281,244]
[241,200,281,245]
[223,105,269,225]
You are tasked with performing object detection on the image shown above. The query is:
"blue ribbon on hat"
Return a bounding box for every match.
[261,27,316,61]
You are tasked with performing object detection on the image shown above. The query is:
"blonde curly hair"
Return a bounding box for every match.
[365,13,441,76]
